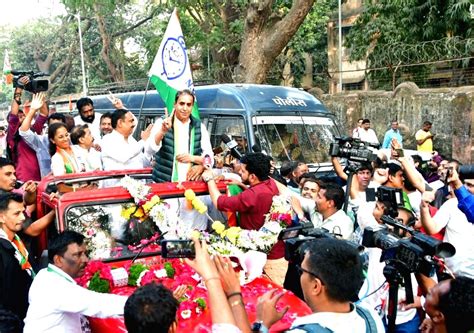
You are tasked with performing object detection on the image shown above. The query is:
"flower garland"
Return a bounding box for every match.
[77,259,207,320]
[119,176,209,241]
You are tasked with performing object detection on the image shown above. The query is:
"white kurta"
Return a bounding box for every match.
[145,118,213,182]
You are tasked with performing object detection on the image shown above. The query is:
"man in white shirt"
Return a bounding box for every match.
[353,119,379,145]
[420,163,474,279]
[312,182,354,239]
[101,109,150,172]
[146,90,213,183]
[74,98,103,141]
[24,231,127,333]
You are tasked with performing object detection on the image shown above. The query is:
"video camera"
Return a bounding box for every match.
[12,70,49,93]
[366,186,404,218]
[329,137,378,165]
[362,215,455,277]
[278,222,335,264]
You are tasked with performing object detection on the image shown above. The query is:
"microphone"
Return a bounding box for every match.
[221,134,243,160]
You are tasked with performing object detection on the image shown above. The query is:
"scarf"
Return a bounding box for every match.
[0,228,35,277]
[57,148,80,174]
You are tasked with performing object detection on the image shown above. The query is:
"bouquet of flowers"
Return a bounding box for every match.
[264,194,294,228]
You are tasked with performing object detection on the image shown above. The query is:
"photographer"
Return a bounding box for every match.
[254,238,384,332]
[7,76,48,182]
[358,200,423,332]
[420,161,474,279]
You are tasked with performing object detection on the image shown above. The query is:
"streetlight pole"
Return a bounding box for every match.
[76,12,88,97]
[338,0,343,93]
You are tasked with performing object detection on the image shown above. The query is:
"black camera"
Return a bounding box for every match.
[279,223,335,264]
[362,215,455,276]
[366,186,404,218]
[160,239,195,259]
[12,70,49,93]
[329,137,378,164]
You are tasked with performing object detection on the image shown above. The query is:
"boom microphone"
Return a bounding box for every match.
[221,134,243,160]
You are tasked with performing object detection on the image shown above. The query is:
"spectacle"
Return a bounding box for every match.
[296,264,324,284]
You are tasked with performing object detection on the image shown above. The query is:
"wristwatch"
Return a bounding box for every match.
[251,321,269,333]
[202,175,213,183]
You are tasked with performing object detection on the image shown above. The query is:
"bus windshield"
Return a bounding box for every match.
[253,115,339,167]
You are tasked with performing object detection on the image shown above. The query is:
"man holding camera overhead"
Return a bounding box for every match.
[7,76,48,182]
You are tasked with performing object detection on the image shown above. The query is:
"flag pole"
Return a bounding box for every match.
[137,77,152,130]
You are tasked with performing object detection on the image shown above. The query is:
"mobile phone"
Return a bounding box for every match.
[161,239,195,258]
[395,148,404,157]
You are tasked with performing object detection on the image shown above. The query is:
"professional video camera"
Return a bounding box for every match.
[278,222,336,264]
[362,215,455,332]
[329,136,378,165]
[12,70,49,93]
[362,215,455,277]
[366,186,405,218]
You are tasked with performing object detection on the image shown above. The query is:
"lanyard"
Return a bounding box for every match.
[47,264,75,284]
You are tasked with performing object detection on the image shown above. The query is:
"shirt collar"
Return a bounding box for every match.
[47,263,77,284]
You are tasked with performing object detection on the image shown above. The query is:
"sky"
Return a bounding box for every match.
[0,0,66,27]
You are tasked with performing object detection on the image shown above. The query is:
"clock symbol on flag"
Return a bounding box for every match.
[161,36,188,80]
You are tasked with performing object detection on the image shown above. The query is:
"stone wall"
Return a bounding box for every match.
[316,83,474,163]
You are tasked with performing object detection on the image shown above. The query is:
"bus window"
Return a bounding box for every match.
[253,115,338,167]
[208,116,247,152]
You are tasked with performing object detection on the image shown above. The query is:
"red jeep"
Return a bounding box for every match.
[35,169,310,332]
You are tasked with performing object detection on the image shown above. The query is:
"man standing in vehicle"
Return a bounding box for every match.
[146,90,213,182]
[75,97,103,141]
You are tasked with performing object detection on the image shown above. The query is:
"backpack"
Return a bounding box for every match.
[290,305,379,333]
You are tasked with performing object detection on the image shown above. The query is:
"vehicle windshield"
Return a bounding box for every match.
[65,193,226,261]
[253,115,338,168]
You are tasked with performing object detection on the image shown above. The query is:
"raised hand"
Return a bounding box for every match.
[30,92,45,111]
[161,107,172,133]
[106,91,125,109]
[141,124,153,141]
[214,256,240,296]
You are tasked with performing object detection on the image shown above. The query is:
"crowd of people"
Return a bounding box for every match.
[0,80,473,333]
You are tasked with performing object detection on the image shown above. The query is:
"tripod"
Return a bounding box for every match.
[383,262,414,333]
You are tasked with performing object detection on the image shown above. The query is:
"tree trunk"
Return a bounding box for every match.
[94,3,124,82]
[235,0,315,83]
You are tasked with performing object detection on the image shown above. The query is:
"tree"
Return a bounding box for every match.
[159,1,316,83]
[344,0,473,89]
